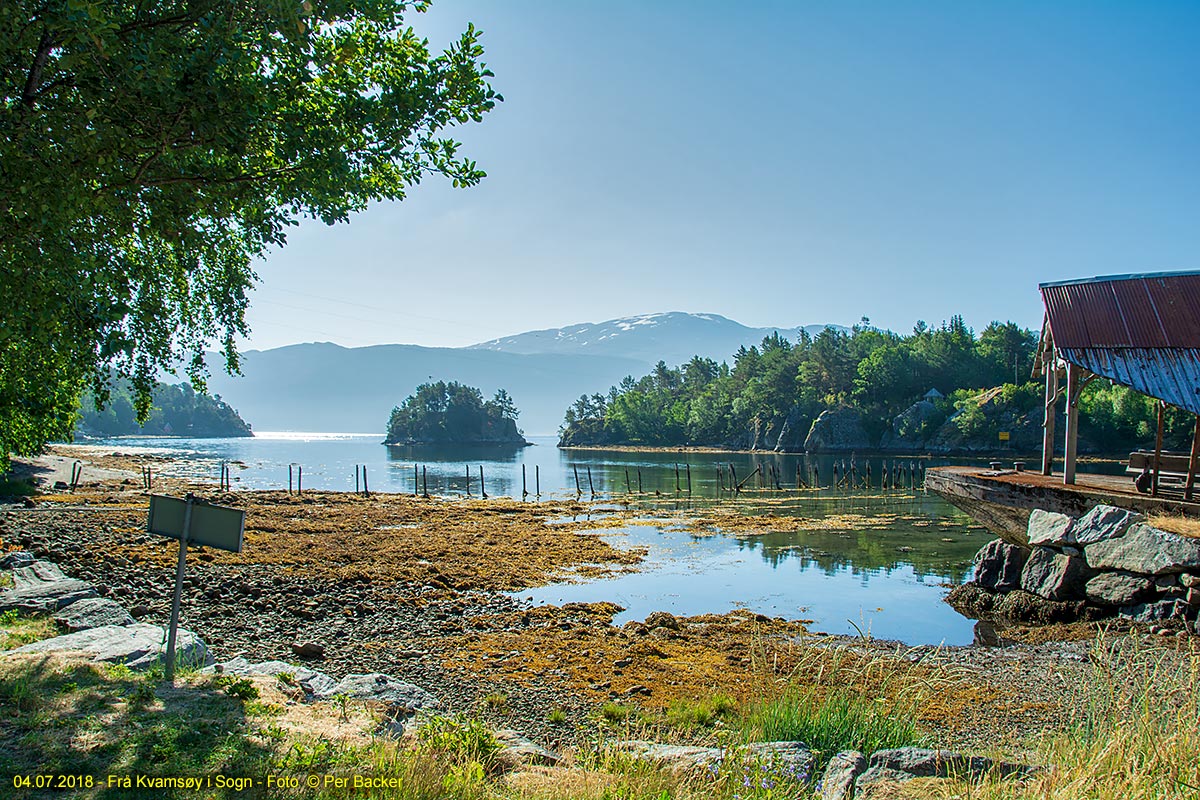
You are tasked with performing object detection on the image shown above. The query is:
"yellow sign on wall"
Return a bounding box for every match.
[998,431,1010,442]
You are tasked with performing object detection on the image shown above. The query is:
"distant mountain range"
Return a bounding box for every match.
[202,313,844,435]
[470,312,842,367]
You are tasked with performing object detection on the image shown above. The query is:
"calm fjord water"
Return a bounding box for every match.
[81,433,1004,644]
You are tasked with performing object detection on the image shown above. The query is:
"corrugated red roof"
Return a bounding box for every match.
[1040,271,1200,413]
[1041,271,1200,349]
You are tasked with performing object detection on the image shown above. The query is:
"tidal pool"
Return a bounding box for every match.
[517,492,989,646]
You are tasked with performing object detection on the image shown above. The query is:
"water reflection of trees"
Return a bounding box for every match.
[726,528,980,584]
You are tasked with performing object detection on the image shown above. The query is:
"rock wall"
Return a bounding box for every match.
[948,505,1200,627]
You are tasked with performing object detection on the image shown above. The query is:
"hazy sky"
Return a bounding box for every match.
[244,0,1200,352]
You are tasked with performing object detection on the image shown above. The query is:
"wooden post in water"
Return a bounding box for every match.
[362,466,368,496]
[675,463,681,494]
[587,466,595,497]
[637,468,642,493]
[625,469,631,494]
[479,465,487,499]
[465,465,471,497]
[535,465,541,498]
[422,466,429,498]
[355,465,360,494]
[297,466,302,495]
[414,464,419,496]
[686,463,692,494]
[522,464,528,499]
[573,465,582,496]
[729,464,738,494]
[289,464,293,494]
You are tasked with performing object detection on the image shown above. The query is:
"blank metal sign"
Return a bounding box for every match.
[147,495,246,553]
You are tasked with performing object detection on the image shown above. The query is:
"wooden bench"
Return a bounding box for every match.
[1126,451,1194,483]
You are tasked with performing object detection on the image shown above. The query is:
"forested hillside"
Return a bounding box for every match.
[76,382,252,438]
[558,317,1194,454]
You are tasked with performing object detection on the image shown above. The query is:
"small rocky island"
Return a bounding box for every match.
[384,381,530,446]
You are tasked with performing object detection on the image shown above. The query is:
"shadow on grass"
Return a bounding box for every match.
[0,654,275,799]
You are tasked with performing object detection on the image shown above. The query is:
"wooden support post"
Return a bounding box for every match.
[637,468,642,493]
[362,466,368,496]
[675,464,681,493]
[1042,359,1058,476]
[573,465,581,496]
[355,466,359,494]
[686,463,692,494]
[479,465,487,499]
[1186,415,1200,502]
[587,466,595,497]
[414,464,419,496]
[536,465,540,497]
[289,464,293,494]
[1063,362,1080,486]
[423,466,429,498]
[164,495,194,683]
[465,465,471,496]
[297,466,302,495]
[1152,401,1166,498]
[728,464,738,494]
[522,464,528,499]
[625,469,631,494]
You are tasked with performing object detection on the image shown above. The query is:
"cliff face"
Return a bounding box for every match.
[802,408,871,452]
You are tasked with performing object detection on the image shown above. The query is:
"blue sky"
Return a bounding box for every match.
[245,0,1200,351]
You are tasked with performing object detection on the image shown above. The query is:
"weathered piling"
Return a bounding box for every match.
[573,465,582,496]
[362,465,369,496]
[479,465,487,499]
[423,466,429,498]
[535,465,541,497]
[625,469,632,493]
[686,463,692,494]
[522,464,528,499]
[587,466,595,497]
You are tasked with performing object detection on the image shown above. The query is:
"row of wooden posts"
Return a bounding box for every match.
[270,460,923,499]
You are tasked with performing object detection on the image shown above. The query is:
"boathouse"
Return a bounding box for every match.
[1035,271,1200,498]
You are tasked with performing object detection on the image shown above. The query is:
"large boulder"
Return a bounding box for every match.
[9,623,211,671]
[1072,505,1143,546]
[1084,523,1200,576]
[803,408,871,453]
[1026,510,1074,547]
[0,561,97,613]
[741,741,814,783]
[993,590,1092,625]
[1119,599,1193,623]
[316,673,439,712]
[1084,572,1158,607]
[53,598,136,632]
[1020,546,1092,601]
[611,741,723,776]
[974,539,1030,591]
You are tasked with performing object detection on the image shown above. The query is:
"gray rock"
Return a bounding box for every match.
[1027,509,1075,547]
[9,623,211,671]
[1181,573,1200,589]
[869,748,981,777]
[1072,505,1143,546]
[1020,546,1092,601]
[1084,523,1200,575]
[973,539,1030,591]
[855,765,915,793]
[993,590,1091,624]
[1084,572,1157,606]
[1188,587,1200,607]
[0,551,35,570]
[611,741,723,776]
[644,611,681,631]
[821,750,866,800]
[316,673,439,712]
[495,729,561,767]
[0,560,97,613]
[742,741,814,783]
[201,657,337,698]
[1119,599,1193,623]
[803,408,871,453]
[53,598,136,632]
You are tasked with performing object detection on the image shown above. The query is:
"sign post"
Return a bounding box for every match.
[147,494,246,681]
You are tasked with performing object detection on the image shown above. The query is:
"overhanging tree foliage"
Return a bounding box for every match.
[0,0,500,467]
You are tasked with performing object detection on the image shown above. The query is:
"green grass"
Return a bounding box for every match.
[0,609,59,650]
[664,693,737,730]
[0,476,37,497]
[739,686,926,767]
